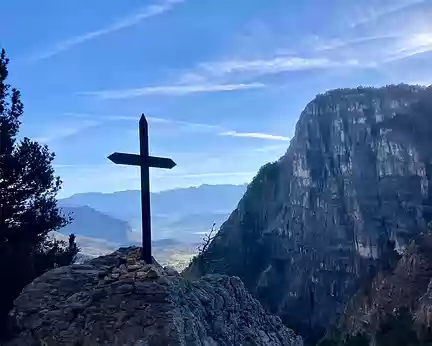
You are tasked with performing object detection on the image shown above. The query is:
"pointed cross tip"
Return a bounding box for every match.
[139,114,148,124]
[107,153,117,163]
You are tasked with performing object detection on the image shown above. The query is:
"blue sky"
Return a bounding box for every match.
[2,0,432,197]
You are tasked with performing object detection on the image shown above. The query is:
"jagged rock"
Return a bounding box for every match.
[415,279,432,328]
[333,236,432,341]
[6,247,302,346]
[185,85,432,343]
[145,268,159,279]
[164,266,180,277]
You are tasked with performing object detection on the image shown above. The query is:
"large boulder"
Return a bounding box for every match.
[6,247,302,346]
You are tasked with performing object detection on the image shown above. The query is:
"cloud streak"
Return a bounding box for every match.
[199,57,365,77]
[147,116,291,142]
[80,82,265,99]
[304,29,432,67]
[314,35,397,52]
[350,0,426,28]
[385,32,432,62]
[171,1,430,84]
[34,120,100,143]
[64,112,224,131]
[62,112,290,142]
[31,0,184,61]
[220,130,291,141]
[80,56,365,100]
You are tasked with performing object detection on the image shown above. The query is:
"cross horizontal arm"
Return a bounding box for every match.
[108,152,176,169]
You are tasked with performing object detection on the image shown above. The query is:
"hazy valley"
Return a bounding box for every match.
[57,184,247,270]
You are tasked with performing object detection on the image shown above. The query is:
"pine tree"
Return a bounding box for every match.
[0,48,79,339]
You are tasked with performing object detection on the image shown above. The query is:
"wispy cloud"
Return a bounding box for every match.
[148,116,291,142]
[84,56,366,99]
[385,32,432,62]
[63,112,141,123]
[220,130,291,141]
[175,0,430,85]
[62,112,290,142]
[34,120,100,143]
[350,0,426,28]
[198,57,365,78]
[314,35,397,52]
[149,117,224,131]
[303,28,432,67]
[30,0,184,61]
[65,112,224,131]
[80,83,265,99]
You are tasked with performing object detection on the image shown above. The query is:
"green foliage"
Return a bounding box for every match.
[34,234,79,277]
[0,49,79,340]
[242,161,280,219]
[376,308,418,346]
[246,161,279,198]
[320,309,432,346]
[344,334,369,346]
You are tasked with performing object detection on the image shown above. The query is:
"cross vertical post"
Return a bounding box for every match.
[108,114,176,264]
[139,115,152,264]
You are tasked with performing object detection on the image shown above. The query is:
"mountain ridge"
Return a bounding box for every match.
[59,183,247,243]
[60,205,133,244]
[185,84,432,344]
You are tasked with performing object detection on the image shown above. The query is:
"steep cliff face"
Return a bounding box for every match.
[185,85,432,343]
[6,247,302,346]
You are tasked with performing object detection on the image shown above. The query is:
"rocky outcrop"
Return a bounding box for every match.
[415,278,432,329]
[6,247,302,346]
[335,233,432,341]
[185,85,432,343]
[313,232,432,345]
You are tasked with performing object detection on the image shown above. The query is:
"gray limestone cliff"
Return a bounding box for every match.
[185,85,432,343]
[6,247,302,346]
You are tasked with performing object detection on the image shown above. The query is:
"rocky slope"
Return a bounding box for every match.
[6,247,302,346]
[326,232,432,344]
[185,85,432,343]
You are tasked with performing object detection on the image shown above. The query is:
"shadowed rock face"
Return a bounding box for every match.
[6,247,302,346]
[185,85,432,343]
[335,234,432,341]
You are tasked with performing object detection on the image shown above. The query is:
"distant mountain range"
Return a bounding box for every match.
[58,184,247,246]
[60,205,133,244]
[60,184,247,218]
